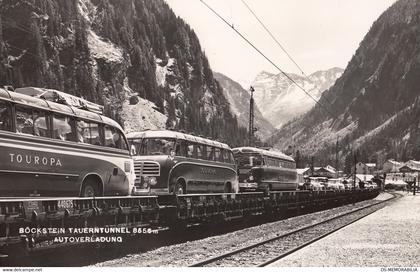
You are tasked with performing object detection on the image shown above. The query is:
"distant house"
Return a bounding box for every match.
[399,160,420,184]
[296,166,337,182]
[314,167,336,178]
[383,159,403,173]
[296,168,310,184]
[325,165,337,173]
[356,162,376,175]
[403,160,420,171]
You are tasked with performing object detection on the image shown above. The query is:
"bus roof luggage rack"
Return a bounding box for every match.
[14,87,104,115]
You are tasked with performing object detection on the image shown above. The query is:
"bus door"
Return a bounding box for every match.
[204,146,222,192]
[194,144,211,193]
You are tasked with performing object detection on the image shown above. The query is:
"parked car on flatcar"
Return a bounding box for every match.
[327,178,345,190]
[307,177,325,191]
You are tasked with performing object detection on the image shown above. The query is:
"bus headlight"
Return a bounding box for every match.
[143,176,157,186]
[249,175,254,181]
[149,177,157,185]
[142,178,149,188]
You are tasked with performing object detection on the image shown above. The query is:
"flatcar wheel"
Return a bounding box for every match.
[81,180,100,197]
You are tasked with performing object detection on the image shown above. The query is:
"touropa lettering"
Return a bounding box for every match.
[9,153,62,167]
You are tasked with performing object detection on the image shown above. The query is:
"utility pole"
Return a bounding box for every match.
[310,156,315,176]
[353,150,357,189]
[335,136,339,178]
[249,86,255,146]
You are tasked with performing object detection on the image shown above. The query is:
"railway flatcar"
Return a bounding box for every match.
[127,130,238,195]
[232,147,297,192]
[0,87,135,197]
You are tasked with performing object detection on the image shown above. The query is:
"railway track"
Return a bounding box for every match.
[189,192,399,267]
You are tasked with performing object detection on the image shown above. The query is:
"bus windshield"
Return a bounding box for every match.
[130,138,176,156]
[235,153,263,167]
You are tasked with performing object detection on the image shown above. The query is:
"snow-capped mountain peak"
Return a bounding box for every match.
[252,67,343,128]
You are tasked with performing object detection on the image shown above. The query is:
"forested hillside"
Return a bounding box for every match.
[0,0,248,146]
[270,0,420,171]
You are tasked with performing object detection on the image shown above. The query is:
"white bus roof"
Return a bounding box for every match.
[14,87,104,114]
[0,87,123,132]
[126,130,231,149]
[232,146,295,162]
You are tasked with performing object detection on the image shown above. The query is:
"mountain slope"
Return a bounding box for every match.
[252,67,343,128]
[269,0,420,169]
[0,0,248,146]
[213,72,275,140]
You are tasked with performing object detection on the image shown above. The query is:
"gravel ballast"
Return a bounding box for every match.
[95,192,393,267]
[269,192,419,267]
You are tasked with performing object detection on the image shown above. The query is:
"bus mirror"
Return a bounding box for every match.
[170,150,175,160]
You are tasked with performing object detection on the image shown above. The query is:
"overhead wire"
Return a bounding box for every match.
[240,0,307,77]
[199,0,336,119]
[240,0,338,112]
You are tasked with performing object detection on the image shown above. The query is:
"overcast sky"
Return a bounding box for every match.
[164,0,397,87]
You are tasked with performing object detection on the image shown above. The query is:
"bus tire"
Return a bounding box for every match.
[174,180,186,195]
[224,182,232,193]
[81,178,101,197]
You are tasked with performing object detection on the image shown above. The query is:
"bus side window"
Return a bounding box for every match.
[175,140,187,157]
[195,144,203,159]
[90,123,102,146]
[104,125,126,149]
[16,106,34,135]
[221,149,229,163]
[207,146,215,161]
[0,101,12,131]
[76,120,90,143]
[34,110,50,138]
[187,141,194,157]
[214,148,222,162]
[52,114,75,141]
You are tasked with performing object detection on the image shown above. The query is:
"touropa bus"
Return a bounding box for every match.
[127,130,238,195]
[0,87,135,197]
[232,146,297,192]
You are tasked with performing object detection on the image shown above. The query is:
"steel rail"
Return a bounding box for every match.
[189,193,398,267]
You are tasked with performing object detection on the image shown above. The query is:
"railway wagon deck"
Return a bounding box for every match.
[0,188,379,259]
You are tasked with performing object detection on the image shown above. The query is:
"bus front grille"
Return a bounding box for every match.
[133,161,160,182]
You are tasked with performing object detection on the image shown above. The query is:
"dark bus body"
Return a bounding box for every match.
[233,147,297,192]
[127,130,238,195]
[0,87,135,197]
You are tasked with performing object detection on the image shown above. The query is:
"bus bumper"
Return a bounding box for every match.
[132,187,169,195]
[239,182,258,191]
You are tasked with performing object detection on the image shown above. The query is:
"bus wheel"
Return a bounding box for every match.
[224,183,232,193]
[81,179,100,197]
[174,181,185,195]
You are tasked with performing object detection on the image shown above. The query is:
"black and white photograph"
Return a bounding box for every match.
[0,0,419,270]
